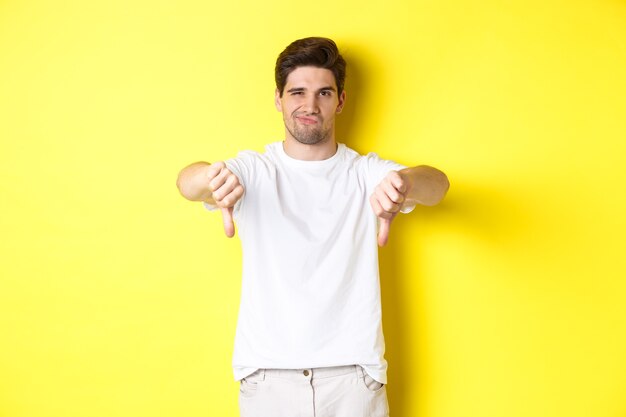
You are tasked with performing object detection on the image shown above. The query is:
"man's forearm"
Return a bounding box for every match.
[176,162,215,203]
[400,165,450,207]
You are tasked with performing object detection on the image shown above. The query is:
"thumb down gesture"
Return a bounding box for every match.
[206,161,244,237]
[369,171,407,247]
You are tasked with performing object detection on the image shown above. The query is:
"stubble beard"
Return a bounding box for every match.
[286,117,331,145]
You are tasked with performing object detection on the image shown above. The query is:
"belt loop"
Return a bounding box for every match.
[355,365,364,378]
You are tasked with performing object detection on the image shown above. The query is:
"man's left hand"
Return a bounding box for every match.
[370,171,408,247]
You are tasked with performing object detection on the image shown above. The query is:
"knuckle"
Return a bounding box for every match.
[206,169,218,181]
[370,196,381,211]
[223,188,243,207]
[212,186,224,200]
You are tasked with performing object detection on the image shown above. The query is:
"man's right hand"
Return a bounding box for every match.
[206,161,244,237]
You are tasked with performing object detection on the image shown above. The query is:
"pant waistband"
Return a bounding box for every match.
[252,364,365,381]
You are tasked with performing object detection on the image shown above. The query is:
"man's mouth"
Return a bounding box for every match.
[295,116,318,125]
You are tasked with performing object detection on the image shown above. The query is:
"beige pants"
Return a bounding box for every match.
[239,364,389,417]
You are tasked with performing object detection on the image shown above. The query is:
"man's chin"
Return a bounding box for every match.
[291,129,322,145]
[294,135,326,145]
[286,124,330,145]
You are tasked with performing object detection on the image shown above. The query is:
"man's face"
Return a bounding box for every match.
[275,66,346,146]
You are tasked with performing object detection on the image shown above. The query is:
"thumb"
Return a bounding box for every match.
[221,207,235,238]
[377,217,392,247]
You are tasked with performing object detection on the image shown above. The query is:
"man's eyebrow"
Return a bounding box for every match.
[286,86,336,93]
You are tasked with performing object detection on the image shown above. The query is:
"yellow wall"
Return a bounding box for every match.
[1,0,625,416]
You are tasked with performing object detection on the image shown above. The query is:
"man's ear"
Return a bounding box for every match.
[336,90,346,113]
[275,89,283,112]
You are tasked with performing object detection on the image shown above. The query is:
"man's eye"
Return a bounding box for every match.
[291,92,303,95]
[320,91,331,96]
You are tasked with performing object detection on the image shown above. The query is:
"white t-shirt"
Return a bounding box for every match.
[204,141,413,384]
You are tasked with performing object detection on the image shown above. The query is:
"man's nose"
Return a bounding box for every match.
[302,94,319,114]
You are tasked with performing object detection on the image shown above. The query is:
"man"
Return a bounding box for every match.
[176,37,449,417]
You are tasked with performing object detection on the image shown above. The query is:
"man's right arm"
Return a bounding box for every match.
[176,161,244,237]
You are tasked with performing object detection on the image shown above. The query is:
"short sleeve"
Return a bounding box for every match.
[363,152,416,214]
[224,150,258,188]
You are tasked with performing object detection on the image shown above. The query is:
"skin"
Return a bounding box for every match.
[176,66,449,245]
[275,66,345,161]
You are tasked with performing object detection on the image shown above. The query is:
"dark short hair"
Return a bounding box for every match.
[275,37,346,97]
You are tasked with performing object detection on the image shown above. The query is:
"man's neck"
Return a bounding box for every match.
[283,136,338,161]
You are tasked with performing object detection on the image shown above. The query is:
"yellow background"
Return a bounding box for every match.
[1,0,625,416]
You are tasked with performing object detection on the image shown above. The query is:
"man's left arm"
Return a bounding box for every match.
[370,165,450,246]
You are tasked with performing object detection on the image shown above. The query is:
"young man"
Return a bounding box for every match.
[177,37,449,417]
